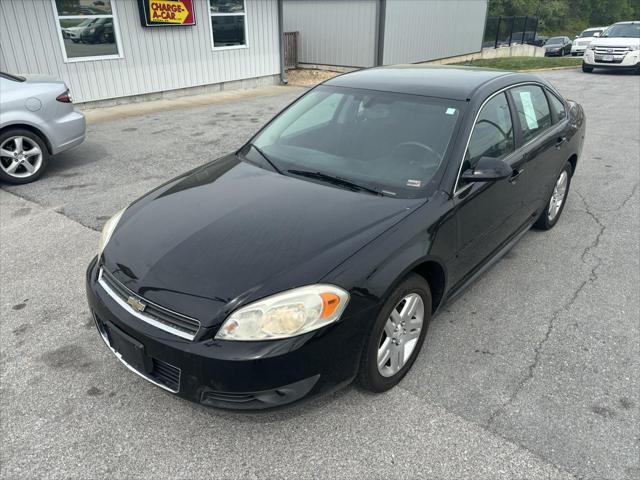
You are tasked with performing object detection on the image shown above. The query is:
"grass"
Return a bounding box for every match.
[452,56,583,71]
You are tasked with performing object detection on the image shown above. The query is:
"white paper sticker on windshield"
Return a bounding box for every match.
[446,107,457,115]
[519,91,539,129]
[407,179,422,188]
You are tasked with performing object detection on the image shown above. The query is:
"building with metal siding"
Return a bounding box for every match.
[0,0,282,105]
[283,0,489,68]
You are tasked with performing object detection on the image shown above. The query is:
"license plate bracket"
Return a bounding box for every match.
[602,54,613,62]
[106,322,153,374]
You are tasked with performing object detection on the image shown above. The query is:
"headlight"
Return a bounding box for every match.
[98,208,125,255]
[215,285,350,341]
[587,45,595,51]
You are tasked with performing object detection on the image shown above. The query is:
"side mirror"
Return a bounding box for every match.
[461,156,512,182]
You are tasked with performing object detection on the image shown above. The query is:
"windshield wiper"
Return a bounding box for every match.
[287,169,383,196]
[248,143,282,174]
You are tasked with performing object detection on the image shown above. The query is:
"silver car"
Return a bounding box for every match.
[0,71,86,184]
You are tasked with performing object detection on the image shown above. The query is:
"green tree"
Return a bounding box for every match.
[488,0,639,37]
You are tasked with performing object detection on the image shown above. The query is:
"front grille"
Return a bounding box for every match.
[94,314,181,393]
[594,46,629,55]
[151,358,181,392]
[99,268,200,340]
[202,391,256,404]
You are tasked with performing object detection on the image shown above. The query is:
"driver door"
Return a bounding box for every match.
[450,92,530,286]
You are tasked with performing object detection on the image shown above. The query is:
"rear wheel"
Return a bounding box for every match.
[0,129,49,184]
[582,64,593,73]
[533,162,572,230]
[357,274,431,392]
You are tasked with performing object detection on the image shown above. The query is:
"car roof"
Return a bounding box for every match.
[323,64,528,101]
[613,21,639,24]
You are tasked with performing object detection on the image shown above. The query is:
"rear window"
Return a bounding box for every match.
[0,72,25,82]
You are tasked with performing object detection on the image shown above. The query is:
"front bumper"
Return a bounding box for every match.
[85,257,369,409]
[571,46,586,54]
[583,50,640,69]
[544,49,563,56]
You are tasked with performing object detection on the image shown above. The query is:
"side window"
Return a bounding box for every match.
[282,93,342,137]
[510,85,552,143]
[547,91,567,122]
[464,93,514,171]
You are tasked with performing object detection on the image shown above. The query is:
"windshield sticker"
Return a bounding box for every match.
[519,91,539,129]
[406,179,422,188]
[446,107,457,115]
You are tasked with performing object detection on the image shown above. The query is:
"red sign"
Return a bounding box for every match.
[139,0,196,27]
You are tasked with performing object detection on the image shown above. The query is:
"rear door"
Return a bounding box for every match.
[450,91,530,285]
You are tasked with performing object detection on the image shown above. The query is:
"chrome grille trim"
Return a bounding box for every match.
[98,268,200,341]
[593,46,629,54]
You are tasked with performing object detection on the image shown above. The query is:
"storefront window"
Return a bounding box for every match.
[53,0,121,61]
[210,0,247,49]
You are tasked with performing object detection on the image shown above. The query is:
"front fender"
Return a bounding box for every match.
[322,190,456,317]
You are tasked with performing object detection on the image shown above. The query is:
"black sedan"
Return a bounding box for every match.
[544,36,573,56]
[86,66,585,409]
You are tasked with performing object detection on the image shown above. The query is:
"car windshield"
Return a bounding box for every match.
[601,23,640,38]
[580,30,600,37]
[75,18,95,28]
[249,85,463,198]
[546,37,563,44]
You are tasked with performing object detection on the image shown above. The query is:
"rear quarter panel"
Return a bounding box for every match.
[0,79,75,150]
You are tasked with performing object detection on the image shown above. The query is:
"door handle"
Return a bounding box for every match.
[555,136,567,149]
[509,168,524,184]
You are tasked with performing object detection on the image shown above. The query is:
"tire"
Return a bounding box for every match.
[357,274,432,393]
[0,129,49,184]
[533,162,572,230]
[582,64,593,73]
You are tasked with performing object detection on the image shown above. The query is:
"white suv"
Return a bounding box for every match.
[571,27,606,56]
[582,21,640,73]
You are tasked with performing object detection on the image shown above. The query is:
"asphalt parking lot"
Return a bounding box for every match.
[1,68,638,479]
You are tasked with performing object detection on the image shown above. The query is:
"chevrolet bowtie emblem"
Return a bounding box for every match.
[127,296,146,312]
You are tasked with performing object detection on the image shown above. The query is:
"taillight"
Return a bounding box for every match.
[56,89,72,103]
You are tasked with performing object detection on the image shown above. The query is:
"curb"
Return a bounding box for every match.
[520,65,582,72]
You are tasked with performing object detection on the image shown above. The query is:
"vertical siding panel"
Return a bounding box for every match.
[383,0,488,64]
[282,0,377,68]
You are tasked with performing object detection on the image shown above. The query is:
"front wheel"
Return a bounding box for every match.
[357,274,431,392]
[582,64,593,73]
[533,162,572,230]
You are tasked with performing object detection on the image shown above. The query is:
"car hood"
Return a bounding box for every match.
[591,37,640,48]
[101,155,423,326]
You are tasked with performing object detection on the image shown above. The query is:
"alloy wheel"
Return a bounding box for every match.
[548,170,568,221]
[0,136,43,179]
[377,293,424,377]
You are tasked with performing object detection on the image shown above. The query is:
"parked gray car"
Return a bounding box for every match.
[0,72,85,184]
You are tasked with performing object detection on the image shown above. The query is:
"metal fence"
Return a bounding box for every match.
[483,16,540,49]
[283,31,299,70]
